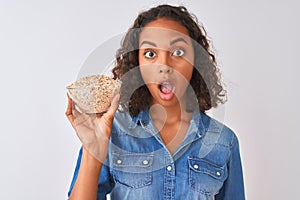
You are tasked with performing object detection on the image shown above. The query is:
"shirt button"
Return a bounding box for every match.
[117,159,122,164]
[216,171,221,176]
[193,164,199,170]
[143,160,149,165]
[167,166,172,171]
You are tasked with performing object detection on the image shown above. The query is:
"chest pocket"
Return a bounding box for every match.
[188,157,227,195]
[112,153,153,189]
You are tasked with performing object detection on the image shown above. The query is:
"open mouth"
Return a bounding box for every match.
[158,81,175,94]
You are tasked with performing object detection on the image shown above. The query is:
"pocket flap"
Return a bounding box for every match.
[188,157,225,180]
[112,153,154,172]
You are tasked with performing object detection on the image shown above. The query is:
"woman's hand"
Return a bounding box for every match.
[65,93,120,163]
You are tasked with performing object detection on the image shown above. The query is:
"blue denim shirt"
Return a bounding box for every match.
[68,110,245,200]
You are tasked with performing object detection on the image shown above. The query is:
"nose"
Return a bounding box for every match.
[159,66,173,73]
[157,51,173,74]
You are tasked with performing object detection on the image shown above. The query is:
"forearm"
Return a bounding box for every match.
[69,147,104,200]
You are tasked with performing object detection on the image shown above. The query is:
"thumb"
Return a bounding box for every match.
[106,94,120,117]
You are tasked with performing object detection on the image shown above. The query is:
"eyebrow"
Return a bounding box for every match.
[170,37,188,46]
[140,37,189,48]
[140,41,157,47]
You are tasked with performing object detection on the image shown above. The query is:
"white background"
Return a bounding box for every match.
[0,0,299,199]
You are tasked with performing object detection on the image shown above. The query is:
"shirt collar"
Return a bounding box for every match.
[199,111,223,133]
[129,109,221,134]
[129,109,150,129]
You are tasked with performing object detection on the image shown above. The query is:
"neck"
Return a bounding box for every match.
[149,98,192,125]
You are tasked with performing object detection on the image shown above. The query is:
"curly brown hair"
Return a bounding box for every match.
[112,4,226,117]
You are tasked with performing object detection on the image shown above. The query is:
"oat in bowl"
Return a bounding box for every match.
[67,74,121,114]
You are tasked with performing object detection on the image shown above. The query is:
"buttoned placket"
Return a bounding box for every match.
[140,113,205,200]
[141,121,176,200]
[164,157,176,200]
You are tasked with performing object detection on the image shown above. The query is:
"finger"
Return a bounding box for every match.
[66,93,93,129]
[67,92,74,108]
[106,94,120,117]
[72,105,83,119]
[65,94,73,114]
[65,93,74,122]
[99,94,119,124]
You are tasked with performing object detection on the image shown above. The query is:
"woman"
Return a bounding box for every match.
[66,4,245,200]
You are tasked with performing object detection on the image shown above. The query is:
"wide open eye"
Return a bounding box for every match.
[144,50,156,58]
[172,49,185,57]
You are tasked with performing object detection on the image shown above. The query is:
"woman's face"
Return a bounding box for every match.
[138,18,194,107]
